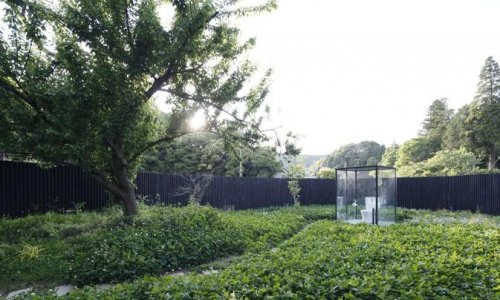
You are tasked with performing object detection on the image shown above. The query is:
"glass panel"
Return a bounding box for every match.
[336,167,396,225]
[336,170,347,221]
[378,168,397,224]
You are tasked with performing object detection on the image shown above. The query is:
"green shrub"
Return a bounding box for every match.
[251,205,336,221]
[0,209,122,244]
[40,221,500,299]
[67,206,305,285]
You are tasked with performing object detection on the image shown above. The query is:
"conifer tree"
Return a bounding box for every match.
[466,56,500,169]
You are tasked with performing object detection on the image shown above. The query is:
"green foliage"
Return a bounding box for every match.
[224,146,283,178]
[399,208,500,226]
[64,206,305,285]
[0,240,69,294]
[395,137,436,168]
[286,160,305,206]
[443,105,470,150]
[140,132,282,177]
[466,56,500,169]
[17,244,44,261]
[256,205,336,221]
[287,180,301,206]
[0,204,320,292]
[323,141,385,168]
[0,209,123,244]
[420,148,480,176]
[286,160,306,179]
[316,167,335,179]
[0,0,275,215]
[421,98,453,149]
[38,220,499,299]
[398,148,480,177]
[379,143,399,167]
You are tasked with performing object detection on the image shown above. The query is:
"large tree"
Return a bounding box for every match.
[420,98,453,150]
[0,0,276,216]
[322,141,385,168]
[466,56,500,170]
[442,105,469,151]
[395,137,436,168]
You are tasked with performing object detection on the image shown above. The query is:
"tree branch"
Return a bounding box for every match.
[105,138,128,167]
[91,171,125,199]
[159,88,255,127]
[128,130,218,163]
[142,11,220,101]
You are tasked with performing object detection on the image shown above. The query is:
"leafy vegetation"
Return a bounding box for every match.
[0,205,310,292]
[140,132,284,178]
[317,56,500,178]
[0,0,276,216]
[29,219,499,299]
[319,141,386,169]
[68,206,305,285]
[377,57,500,176]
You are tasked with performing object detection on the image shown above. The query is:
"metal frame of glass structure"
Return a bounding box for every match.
[335,165,397,225]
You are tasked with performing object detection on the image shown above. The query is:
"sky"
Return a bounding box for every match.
[217,0,500,155]
[2,1,497,155]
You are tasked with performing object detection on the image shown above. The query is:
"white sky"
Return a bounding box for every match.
[219,0,500,154]
[3,1,496,155]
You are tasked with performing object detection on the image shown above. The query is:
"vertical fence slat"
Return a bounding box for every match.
[1,161,500,217]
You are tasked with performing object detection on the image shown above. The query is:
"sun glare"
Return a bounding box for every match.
[189,110,206,130]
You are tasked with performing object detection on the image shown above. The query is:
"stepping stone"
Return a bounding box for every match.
[95,284,115,292]
[7,287,32,299]
[54,285,74,297]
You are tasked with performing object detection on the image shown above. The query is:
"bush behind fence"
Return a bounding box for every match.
[1,161,499,217]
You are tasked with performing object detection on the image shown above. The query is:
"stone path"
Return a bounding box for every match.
[5,284,115,299]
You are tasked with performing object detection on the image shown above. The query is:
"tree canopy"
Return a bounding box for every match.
[466,56,500,169]
[0,0,276,215]
[321,141,385,169]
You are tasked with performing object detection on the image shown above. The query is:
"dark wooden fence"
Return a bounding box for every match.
[136,173,334,209]
[397,174,500,215]
[1,161,500,217]
[0,161,334,217]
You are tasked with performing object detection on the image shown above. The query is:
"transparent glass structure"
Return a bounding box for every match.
[336,166,397,225]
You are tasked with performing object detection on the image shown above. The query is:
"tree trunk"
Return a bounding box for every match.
[488,148,498,170]
[114,163,138,217]
[120,186,138,216]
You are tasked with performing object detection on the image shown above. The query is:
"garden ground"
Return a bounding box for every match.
[0,205,499,299]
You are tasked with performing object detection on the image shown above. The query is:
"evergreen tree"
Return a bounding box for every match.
[442,105,469,150]
[420,98,453,151]
[466,56,500,169]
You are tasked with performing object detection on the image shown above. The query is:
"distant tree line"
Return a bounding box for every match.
[140,131,285,178]
[314,56,500,178]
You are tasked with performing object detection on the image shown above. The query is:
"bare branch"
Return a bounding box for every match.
[174,173,213,205]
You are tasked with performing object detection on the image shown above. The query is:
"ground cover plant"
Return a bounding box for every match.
[0,204,318,294]
[252,205,336,221]
[36,218,500,299]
